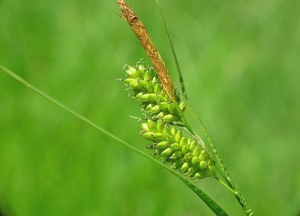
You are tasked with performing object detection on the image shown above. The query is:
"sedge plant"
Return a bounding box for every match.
[118,0,253,215]
[0,0,253,215]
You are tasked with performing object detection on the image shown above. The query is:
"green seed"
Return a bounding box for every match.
[162,124,169,137]
[166,135,175,144]
[143,70,152,81]
[142,132,164,142]
[173,157,186,168]
[148,93,157,102]
[189,140,197,151]
[135,92,143,100]
[171,126,177,136]
[187,165,200,177]
[155,141,169,151]
[182,145,191,155]
[151,76,158,86]
[179,137,188,147]
[191,156,200,165]
[152,133,165,142]
[159,102,169,112]
[141,123,149,132]
[157,111,166,119]
[179,101,186,112]
[123,78,136,85]
[170,143,181,151]
[149,105,161,114]
[199,150,208,161]
[156,120,164,133]
[207,166,216,177]
[184,152,193,161]
[194,171,205,180]
[153,83,161,94]
[175,129,183,143]
[180,161,190,172]
[129,80,143,91]
[140,94,149,102]
[161,147,172,157]
[140,93,157,103]
[167,103,176,114]
[192,147,201,157]
[156,94,167,103]
[146,83,154,93]
[138,79,148,91]
[170,151,183,160]
[145,103,154,111]
[147,120,157,132]
[137,64,145,72]
[199,160,207,170]
[126,66,142,78]
[142,132,155,141]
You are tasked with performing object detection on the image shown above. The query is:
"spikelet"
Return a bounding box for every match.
[118,0,175,101]
[121,62,215,180]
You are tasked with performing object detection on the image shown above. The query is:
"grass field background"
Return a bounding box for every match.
[0,0,299,215]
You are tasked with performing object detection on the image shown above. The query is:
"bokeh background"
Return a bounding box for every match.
[0,0,299,215]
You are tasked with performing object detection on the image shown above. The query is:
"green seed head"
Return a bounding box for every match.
[122,62,216,180]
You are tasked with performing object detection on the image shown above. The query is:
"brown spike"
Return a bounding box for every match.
[118,0,175,101]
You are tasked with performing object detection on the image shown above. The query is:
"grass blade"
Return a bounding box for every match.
[155,0,188,101]
[178,175,229,216]
[0,63,229,215]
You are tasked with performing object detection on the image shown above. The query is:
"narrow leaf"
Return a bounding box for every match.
[155,0,188,101]
[1,63,230,216]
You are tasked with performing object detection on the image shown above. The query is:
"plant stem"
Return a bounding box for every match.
[187,102,253,216]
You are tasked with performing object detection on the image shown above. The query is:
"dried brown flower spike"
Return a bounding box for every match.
[118,0,175,101]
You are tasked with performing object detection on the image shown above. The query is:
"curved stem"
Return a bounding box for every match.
[187,102,253,216]
[215,177,235,194]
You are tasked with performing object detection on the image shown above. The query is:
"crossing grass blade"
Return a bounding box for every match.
[0,63,229,216]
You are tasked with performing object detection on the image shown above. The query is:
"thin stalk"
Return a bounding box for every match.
[188,102,253,216]
[154,1,253,215]
[215,177,236,195]
[155,0,188,101]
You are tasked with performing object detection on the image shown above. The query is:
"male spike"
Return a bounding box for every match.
[118,0,175,101]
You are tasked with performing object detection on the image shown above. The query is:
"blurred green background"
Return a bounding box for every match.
[0,0,299,215]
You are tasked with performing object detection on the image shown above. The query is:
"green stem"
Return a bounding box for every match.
[215,177,235,195]
[155,0,187,101]
[154,2,253,214]
[187,102,253,216]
